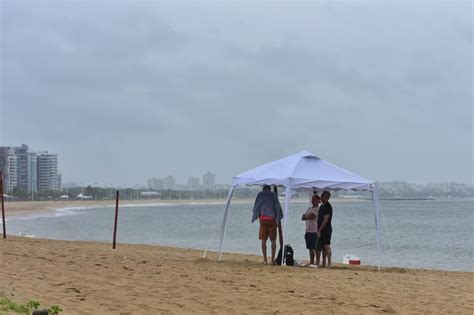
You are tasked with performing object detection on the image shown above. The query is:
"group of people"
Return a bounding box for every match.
[252,185,333,268]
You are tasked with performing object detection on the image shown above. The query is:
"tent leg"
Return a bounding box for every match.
[372,185,381,270]
[273,186,283,250]
[204,185,234,258]
[281,186,292,266]
[217,186,235,261]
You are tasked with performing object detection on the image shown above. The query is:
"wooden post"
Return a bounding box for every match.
[273,186,283,249]
[112,190,119,249]
[1,171,6,239]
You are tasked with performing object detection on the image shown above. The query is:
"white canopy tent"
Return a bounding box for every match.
[210,151,382,269]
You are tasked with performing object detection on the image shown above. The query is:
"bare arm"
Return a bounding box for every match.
[302,213,317,220]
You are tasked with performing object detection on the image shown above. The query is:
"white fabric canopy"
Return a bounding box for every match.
[233,150,374,191]
[206,151,382,269]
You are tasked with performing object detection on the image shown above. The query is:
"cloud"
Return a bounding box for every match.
[1,0,472,185]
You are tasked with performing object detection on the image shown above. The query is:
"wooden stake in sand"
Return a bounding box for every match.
[112,190,120,249]
[1,171,6,239]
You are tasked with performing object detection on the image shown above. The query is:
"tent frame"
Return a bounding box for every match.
[214,183,381,269]
[205,151,382,270]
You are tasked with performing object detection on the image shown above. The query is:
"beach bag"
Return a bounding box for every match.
[276,244,295,266]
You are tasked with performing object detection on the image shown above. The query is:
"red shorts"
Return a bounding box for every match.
[259,219,277,241]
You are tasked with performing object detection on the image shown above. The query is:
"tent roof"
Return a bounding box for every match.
[232,150,374,191]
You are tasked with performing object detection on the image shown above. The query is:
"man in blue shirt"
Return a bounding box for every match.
[252,185,283,264]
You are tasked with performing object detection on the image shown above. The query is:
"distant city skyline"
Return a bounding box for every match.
[2,143,473,188]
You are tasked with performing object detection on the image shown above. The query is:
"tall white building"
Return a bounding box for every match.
[6,154,18,193]
[37,153,61,191]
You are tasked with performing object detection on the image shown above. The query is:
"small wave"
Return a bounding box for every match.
[18,232,35,238]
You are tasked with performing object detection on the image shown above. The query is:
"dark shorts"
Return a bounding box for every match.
[320,229,332,246]
[305,232,321,250]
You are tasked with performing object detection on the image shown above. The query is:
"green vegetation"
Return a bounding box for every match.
[0,296,62,315]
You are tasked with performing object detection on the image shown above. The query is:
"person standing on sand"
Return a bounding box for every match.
[302,194,321,266]
[252,185,283,264]
[317,191,333,268]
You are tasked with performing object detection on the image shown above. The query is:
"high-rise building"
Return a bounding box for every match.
[6,155,18,193]
[27,152,38,194]
[0,145,61,193]
[14,144,29,192]
[187,176,200,190]
[37,153,61,191]
[203,171,215,190]
[0,144,30,192]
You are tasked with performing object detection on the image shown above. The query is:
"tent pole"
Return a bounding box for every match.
[273,186,283,251]
[217,185,235,261]
[281,186,292,266]
[204,185,234,258]
[372,185,381,270]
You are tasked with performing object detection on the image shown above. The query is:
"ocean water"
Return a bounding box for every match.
[6,199,474,272]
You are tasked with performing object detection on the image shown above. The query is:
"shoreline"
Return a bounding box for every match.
[1,199,247,219]
[1,236,472,314]
[2,197,371,218]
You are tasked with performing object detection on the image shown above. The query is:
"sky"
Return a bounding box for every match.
[0,0,472,186]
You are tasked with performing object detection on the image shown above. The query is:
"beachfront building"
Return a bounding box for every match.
[14,144,29,192]
[0,146,19,193]
[0,145,61,194]
[203,171,215,190]
[27,152,38,194]
[6,154,18,193]
[37,152,61,191]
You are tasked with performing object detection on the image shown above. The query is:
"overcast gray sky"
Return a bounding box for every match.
[1,0,472,186]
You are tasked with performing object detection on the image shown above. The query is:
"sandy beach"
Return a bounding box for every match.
[1,236,473,314]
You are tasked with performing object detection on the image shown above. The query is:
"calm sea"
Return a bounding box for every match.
[6,199,473,272]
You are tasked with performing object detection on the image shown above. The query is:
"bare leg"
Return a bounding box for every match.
[322,248,327,268]
[316,250,321,266]
[270,240,276,264]
[325,245,332,268]
[261,240,267,263]
[309,249,315,265]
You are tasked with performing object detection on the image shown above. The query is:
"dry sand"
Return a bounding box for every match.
[1,236,473,314]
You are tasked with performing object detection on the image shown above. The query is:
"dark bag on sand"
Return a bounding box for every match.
[275,244,294,266]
